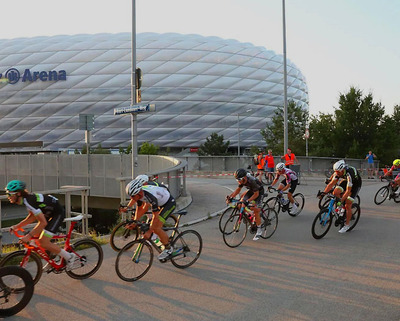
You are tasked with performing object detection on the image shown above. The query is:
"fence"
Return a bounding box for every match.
[0,154,186,200]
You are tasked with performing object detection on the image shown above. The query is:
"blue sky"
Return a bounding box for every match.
[1,0,399,116]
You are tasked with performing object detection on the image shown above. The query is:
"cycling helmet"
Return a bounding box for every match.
[5,180,26,192]
[276,163,285,171]
[234,168,247,180]
[135,174,149,185]
[333,160,346,171]
[393,159,400,166]
[125,178,143,197]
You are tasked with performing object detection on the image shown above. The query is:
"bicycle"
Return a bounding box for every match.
[246,165,274,186]
[222,199,278,248]
[318,180,361,209]
[374,177,400,205]
[311,192,361,239]
[115,209,202,282]
[0,266,34,317]
[110,205,178,252]
[264,186,305,217]
[0,215,103,286]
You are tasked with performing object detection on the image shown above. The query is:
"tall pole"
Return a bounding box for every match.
[237,113,240,167]
[282,0,288,154]
[131,0,138,179]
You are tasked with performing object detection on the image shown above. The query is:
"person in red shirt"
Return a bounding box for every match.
[281,148,299,168]
[264,149,275,182]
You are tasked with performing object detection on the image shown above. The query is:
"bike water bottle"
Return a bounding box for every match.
[154,238,165,251]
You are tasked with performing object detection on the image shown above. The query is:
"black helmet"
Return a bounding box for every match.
[234,168,247,180]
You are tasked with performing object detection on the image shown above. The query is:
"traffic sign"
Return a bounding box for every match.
[79,114,94,131]
[114,103,155,115]
[304,128,310,139]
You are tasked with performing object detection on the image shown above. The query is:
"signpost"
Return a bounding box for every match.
[113,103,155,116]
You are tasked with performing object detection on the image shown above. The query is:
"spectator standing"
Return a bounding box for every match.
[264,149,275,182]
[255,151,265,181]
[281,148,299,169]
[365,151,377,179]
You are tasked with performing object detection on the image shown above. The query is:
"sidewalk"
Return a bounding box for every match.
[176,179,232,226]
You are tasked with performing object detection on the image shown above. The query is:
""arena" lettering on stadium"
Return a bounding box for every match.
[0,68,67,84]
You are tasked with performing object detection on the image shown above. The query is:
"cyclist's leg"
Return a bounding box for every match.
[345,185,360,225]
[37,214,65,256]
[153,196,176,246]
[287,180,298,204]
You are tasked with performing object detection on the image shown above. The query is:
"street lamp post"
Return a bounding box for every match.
[282,0,288,154]
[131,0,138,179]
[237,109,252,167]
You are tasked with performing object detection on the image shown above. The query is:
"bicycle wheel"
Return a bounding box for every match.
[264,197,281,214]
[347,203,361,231]
[0,266,34,317]
[110,221,139,252]
[218,207,237,233]
[374,186,389,205]
[66,239,103,280]
[0,251,42,288]
[288,193,305,216]
[393,187,400,203]
[311,208,333,239]
[259,207,278,239]
[222,213,248,248]
[318,194,331,209]
[170,230,203,269]
[115,240,153,282]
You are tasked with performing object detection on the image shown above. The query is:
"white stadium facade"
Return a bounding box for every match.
[0,32,308,151]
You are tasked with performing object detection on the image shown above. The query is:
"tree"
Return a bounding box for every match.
[334,87,384,158]
[261,100,309,155]
[198,132,230,156]
[92,144,111,154]
[308,113,335,157]
[139,142,159,155]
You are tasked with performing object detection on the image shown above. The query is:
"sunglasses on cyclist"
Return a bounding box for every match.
[6,192,17,197]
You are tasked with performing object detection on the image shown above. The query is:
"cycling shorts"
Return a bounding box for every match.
[281,178,298,194]
[42,208,65,237]
[243,190,263,207]
[157,195,176,223]
[337,181,361,202]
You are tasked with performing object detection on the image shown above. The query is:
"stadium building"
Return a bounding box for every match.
[0,32,308,151]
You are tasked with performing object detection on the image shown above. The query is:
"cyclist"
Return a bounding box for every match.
[226,168,265,241]
[124,177,176,260]
[383,159,400,189]
[322,160,362,233]
[5,180,79,270]
[270,163,300,214]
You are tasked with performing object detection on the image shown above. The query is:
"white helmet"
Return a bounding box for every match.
[125,178,143,197]
[333,160,346,171]
[135,174,149,185]
[276,163,285,171]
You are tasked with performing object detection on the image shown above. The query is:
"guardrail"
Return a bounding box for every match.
[0,185,91,254]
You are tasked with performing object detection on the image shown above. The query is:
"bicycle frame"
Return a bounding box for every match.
[13,218,81,271]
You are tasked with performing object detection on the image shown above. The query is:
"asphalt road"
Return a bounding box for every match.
[4,176,400,321]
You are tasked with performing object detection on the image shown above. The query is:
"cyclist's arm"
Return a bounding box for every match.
[270,173,280,186]
[323,177,338,194]
[12,212,36,230]
[229,186,242,199]
[134,201,150,221]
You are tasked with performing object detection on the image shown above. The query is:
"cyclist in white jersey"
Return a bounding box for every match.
[124,177,176,260]
[270,163,300,214]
